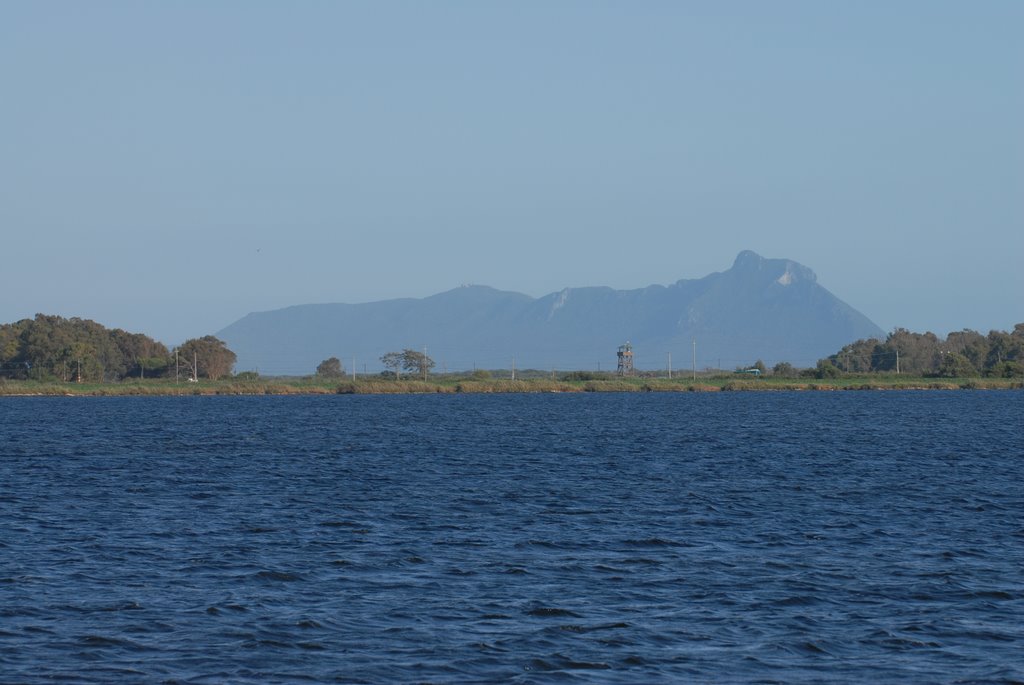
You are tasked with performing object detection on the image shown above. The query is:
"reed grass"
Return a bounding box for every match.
[0,375,1019,397]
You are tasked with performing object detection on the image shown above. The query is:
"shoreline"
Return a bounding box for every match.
[0,377,1020,397]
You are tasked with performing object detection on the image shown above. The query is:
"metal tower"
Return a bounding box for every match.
[617,341,634,376]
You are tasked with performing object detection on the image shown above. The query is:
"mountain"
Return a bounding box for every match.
[217,251,884,375]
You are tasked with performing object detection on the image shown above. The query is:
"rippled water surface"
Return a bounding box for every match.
[2,391,1022,683]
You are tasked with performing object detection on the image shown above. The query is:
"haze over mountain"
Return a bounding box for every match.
[218,252,883,376]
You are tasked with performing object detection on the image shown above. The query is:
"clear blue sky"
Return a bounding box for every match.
[2,1,1021,345]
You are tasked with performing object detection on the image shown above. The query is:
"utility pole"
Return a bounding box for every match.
[352,356,356,381]
[668,352,672,379]
[692,339,696,381]
[511,356,516,381]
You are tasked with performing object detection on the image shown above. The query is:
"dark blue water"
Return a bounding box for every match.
[1,392,1022,683]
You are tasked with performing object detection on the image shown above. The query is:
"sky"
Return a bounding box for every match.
[2,1,1021,345]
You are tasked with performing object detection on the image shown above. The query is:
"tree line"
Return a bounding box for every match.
[4,314,1020,383]
[0,314,237,382]
[815,324,1024,378]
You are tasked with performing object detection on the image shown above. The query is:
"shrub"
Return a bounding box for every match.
[815,360,841,379]
[773,361,797,378]
[988,361,1023,378]
[562,371,599,381]
[316,357,345,379]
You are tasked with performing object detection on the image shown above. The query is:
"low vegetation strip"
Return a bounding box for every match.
[1,376,1019,397]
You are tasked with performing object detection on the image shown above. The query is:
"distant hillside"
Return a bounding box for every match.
[218,251,884,375]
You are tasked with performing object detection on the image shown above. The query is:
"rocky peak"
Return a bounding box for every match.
[731,250,816,285]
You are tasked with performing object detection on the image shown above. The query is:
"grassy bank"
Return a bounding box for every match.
[0,374,1020,397]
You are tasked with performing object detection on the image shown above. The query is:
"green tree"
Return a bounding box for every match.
[945,329,989,372]
[110,328,170,378]
[873,329,942,375]
[829,337,882,373]
[381,352,403,379]
[175,336,237,380]
[0,321,23,362]
[66,341,103,382]
[815,359,841,379]
[985,328,1024,374]
[316,357,345,378]
[8,314,126,381]
[936,352,976,378]
[400,349,435,379]
[772,361,796,377]
[989,360,1023,379]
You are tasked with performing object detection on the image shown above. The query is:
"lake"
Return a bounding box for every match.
[1,391,1022,683]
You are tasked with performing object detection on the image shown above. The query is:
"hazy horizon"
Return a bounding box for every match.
[3,2,1021,345]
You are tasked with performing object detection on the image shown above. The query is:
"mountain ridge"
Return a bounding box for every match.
[218,252,884,375]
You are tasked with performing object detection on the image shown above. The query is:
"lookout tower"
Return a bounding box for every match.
[617,341,634,376]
